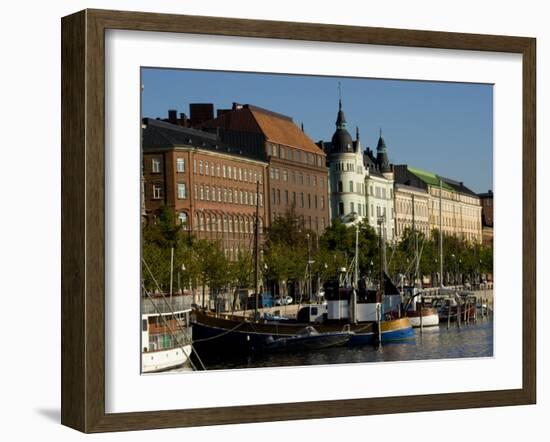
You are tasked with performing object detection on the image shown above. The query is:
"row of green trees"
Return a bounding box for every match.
[142,206,493,300]
[141,206,253,306]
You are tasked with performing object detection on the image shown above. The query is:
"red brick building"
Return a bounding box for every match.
[142,119,268,260]
[478,190,493,227]
[201,103,330,235]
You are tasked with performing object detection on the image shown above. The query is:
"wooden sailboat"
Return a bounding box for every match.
[191,180,354,355]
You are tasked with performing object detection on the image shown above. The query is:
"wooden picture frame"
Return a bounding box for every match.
[61,9,536,433]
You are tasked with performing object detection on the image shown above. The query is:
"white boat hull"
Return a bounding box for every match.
[408,314,439,328]
[142,344,192,373]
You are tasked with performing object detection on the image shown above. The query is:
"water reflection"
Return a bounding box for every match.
[186,319,493,371]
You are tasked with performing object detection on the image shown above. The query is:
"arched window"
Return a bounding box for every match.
[178,212,188,226]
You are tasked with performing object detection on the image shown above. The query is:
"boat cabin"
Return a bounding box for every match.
[296,304,328,323]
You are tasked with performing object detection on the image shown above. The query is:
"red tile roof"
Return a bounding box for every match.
[204,105,324,155]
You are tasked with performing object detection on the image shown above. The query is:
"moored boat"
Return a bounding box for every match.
[262,326,352,352]
[141,294,194,373]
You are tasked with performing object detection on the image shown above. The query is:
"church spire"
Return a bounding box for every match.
[335,83,347,129]
[376,127,390,173]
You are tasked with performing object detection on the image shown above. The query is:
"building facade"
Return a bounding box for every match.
[321,101,367,224]
[142,118,268,260]
[394,165,483,243]
[321,100,395,241]
[394,183,430,240]
[478,190,494,246]
[363,133,395,241]
[201,103,330,234]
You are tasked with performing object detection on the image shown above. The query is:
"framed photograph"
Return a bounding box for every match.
[61,9,536,433]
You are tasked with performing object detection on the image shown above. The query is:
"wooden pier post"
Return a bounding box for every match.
[457,302,461,328]
[474,297,478,323]
[447,299,451,330]
[376,303,382,348]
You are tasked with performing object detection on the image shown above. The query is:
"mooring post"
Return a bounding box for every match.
[419,304,424,334]
[457,302,461,328]
[447,299,451,330]
[376,303,382,348]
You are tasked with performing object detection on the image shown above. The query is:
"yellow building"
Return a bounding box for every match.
[394,165,482,243]
[394,183,430,241]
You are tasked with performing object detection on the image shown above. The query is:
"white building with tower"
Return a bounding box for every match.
[363,131,395,241]
[320,99,367,224]
[320,100,395,242]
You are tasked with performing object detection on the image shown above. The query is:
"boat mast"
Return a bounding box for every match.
[439,177,444,289]
[169,247,174,303]
[412,194,419,289]
[351,223,359,324]
[254,179,260,319]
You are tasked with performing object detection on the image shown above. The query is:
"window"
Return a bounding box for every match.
[292,192,296,205]
[315,195,318,209]
[239,168,242,181]
[338,181,343,193]
[259,194,263,207]
[277,189,281,205]
[199,160,204,174]
[176,158,185,173]
[339,202,344,215]
[152,184,163,199]
[285,190,289,205]
[216,164,220,177]
[283,169,288,181]
[205,186,210,201]
[177,183,187,199]
[321,196,325,209]
[152,158,161,173]
[274,168,279,180]
[350,202,355,214]
[193,159,197,174]
[272,188,276,204]
[308,193,311,208]
[218,188,222,202]
[205,161,209,176]
[300,192,304,208]
[223,165,227,178]
[349,181,354,192]
[194,184,198,199]
[200,185,204,200]
[320,177,324,188]
[228,166,232,179]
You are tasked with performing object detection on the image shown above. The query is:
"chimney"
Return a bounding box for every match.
[189,103,214,127]
[179,113,188,127]
[168,109,178,124]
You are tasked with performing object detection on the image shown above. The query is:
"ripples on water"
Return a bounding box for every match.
[191,319,493,371]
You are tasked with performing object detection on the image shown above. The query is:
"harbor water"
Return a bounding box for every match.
[186,317,493,371]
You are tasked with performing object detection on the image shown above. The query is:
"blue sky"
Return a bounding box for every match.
[141,68,493,193]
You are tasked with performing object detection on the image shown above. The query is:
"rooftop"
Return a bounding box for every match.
[142,118,265,161]
[205,104,324,155]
